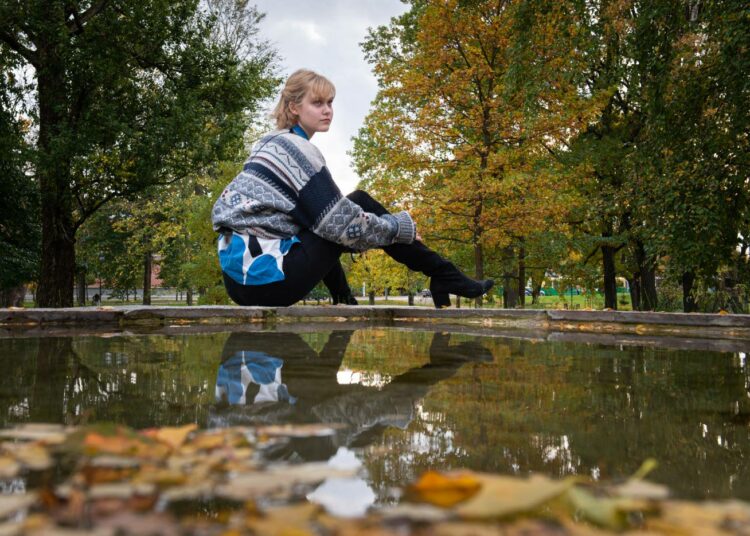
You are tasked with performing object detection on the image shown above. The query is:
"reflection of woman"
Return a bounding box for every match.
[212,69,493,308]
[215,350,294,405]
[210,330,492,460]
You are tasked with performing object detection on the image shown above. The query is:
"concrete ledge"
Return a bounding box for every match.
[1,306,749,341]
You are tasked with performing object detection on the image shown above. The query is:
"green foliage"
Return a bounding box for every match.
[0,47,38,291]
[354,0,749,313]
[0,0,279,306]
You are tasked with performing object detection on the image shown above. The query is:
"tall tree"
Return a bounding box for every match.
[0,0,277,306]
[0,44,38,305]
[354,0,602,307]
[645,0,750,311]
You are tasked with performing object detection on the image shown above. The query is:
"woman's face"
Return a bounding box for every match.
[290,91,333,138]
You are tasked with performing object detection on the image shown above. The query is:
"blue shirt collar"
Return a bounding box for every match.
[291,124,309,140]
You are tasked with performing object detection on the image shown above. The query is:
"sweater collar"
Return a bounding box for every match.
[291,124,309,140]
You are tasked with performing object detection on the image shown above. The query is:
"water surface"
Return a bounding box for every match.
[1,327,748,506]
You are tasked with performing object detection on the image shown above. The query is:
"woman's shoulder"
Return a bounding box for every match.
[254,128,325,168]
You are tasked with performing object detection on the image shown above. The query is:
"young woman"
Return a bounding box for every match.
[212,69,493,308]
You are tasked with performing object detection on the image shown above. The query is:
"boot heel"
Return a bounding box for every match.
[432,292,451,309]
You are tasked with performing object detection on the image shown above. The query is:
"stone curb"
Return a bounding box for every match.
[2,306,749,341]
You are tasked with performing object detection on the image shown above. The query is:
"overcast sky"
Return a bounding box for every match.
[251,0,408,193]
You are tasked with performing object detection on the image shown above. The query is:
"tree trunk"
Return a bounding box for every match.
[77,268,87,306]
[0,285,26,307]
[502,246,518,308]
[456,296,461,308]
[35,28,76,308]
[473,241,484,308]
[635,240,657,310]
[627,276,641,311]
[682,271,697,312]
[408,292,414,306]
[531,282,542,305]
[602,245,617,309]
[142,252,152,305]
[186,288,193,306]
[517,244,526,308]
[368,291,375,305]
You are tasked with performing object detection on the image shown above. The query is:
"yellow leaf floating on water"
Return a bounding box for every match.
[0,455,20,478]
[455,473,573,520]
[3,442,52,471]
[187,432,226,451]
[83,429,166,459]
[152,424,197,450]
[408,470,482,507]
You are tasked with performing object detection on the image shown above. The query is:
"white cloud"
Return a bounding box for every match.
[287,20,326,44]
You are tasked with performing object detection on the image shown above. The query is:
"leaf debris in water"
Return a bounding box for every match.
[0,422,748,534]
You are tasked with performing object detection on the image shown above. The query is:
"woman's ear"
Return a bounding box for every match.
[288,100,299,116]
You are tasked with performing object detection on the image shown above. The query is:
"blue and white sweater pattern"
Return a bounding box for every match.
[212,129,416,286]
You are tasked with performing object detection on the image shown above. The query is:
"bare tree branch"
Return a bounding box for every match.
[0,30,38,66]
[65,0,110,35]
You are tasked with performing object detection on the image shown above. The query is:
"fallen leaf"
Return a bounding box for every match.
[185,433,225,451]
[648,499,750,535]
[131,467,187,487]
[95,511,180,536]
[87,455,140,469]
[564,486,647,530]
[82,466,138,485]
[613,479,670,500]
[408,470,481,507]
[379,503,452,523]
[160,482,214,503]
[0,456,20,479]
[53,488,86,527]
[83,431,168,460]
[215,463,356,502]
[257,423,343,438]
[152,424,197,450]
[0,494,36,521]
[0,520,24,536]
[432,521,515,535]
[317,514,401,536]
[88,483,155,501]
[455,474,573,520]
[3,443,52,471]
[0,424,71,444]
[246,502,320,536]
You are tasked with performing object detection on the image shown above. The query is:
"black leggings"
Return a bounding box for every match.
[223,191,387,306]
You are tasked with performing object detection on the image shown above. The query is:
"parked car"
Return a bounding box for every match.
[419,289,431,298]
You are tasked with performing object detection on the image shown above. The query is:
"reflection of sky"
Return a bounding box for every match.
[336,368,392,388]
[307,447,375,517]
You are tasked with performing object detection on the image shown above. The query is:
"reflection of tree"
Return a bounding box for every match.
[367,337,750,501]
[30,338,71,423]
[0,333,227,429]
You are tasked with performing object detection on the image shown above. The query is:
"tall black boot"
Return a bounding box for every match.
[384,241,493,308]
[345,190,492,308]
[323,260,358,305]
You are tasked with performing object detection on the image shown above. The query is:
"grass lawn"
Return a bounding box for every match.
[22,292,633,310]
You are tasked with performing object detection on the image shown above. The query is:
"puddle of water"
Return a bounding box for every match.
[1,327,749,511]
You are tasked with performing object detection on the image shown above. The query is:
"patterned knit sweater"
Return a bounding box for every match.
[212,129,416,251]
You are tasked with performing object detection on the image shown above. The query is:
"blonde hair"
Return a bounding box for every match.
[270,69,336,130]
